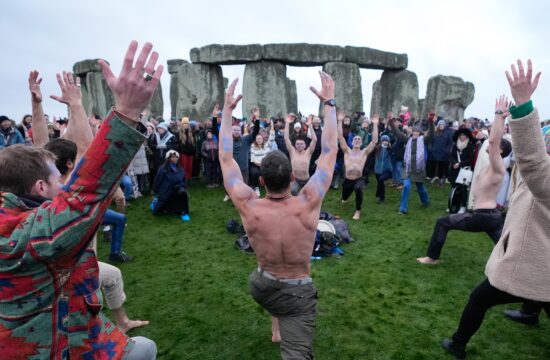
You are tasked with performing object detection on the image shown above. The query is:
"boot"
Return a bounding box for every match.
[503,309,539,325]
[441,338,466,359]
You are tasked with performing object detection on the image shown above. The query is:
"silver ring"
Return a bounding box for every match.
[144,72,154,82]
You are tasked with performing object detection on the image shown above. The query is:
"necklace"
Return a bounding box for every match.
[266,193,292,201]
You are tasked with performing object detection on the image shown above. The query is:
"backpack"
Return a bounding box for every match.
[313,230,342,257]
[235,234,254,253]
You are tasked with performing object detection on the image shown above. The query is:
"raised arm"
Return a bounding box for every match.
[51,71,92,161]
[488,95,509,175]
[301,71,338,208]
[219,79,255,206]
[364,114,379,155]
[505,59,550,200]
[268,120,278,150]
[424,112,436,143]
[28,71,49,147]
[307,125,318,155]
[388,117,408,143]
[337,112,349,154]
[31,41,163,261]
[283,114,295,156]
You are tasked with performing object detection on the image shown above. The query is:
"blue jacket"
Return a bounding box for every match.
[430,128,453,161]
[153,162,186,204]
[0,127,25,149]
[375,146,393,174]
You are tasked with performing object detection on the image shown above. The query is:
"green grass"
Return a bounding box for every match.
[98,181,550,359]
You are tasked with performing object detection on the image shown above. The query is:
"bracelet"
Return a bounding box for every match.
[494,110,504,115]
[112,107,140,123]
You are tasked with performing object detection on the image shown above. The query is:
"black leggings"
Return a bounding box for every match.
[375,171,392,201]
[342,177,365,211]
[452,278,550,347]
[427,209,503,259]
[249,163,261,188]
[203,159,218,185]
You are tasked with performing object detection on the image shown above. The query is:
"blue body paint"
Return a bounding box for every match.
[221,136,232,152]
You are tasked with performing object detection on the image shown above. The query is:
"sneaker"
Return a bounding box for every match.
[503,309,540,325]
[102,229,112,242]
[430,176,439,184]
[458,206,466,214]
[441,338,466,359]
[395,185,403,190]
[109,251,134,263]
[181,214,191,222]
[398,210,407,215]
[223,195,230,202]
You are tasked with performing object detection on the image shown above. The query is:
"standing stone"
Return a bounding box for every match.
[370,80,382,117]
[345,46,408,70]
[286,79,298,115]
[168,59,188,119]
[175,63,224,121]
[243,61,289,118]
[223,77,229,89]
[377,70,419,120]
[422,75,475,122]
[320,62,362,116]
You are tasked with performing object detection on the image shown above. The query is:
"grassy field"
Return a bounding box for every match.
[98,180,550,359]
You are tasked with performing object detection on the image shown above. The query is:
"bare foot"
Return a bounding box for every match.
[352,211,360,220]
[120,319,149,334]
[416,257,440,265]
[271,317,281,343]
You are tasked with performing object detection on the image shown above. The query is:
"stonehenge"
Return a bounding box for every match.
[74,43,474,123]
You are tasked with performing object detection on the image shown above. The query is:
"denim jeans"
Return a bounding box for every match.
[102,209,126,256]
[391,159,403,185]
[399,178,429,213]
[123,336,157,360]
[121,175,133,201]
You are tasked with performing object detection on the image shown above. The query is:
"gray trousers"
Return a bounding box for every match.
[249,269,317,360]
[123,336,157,360]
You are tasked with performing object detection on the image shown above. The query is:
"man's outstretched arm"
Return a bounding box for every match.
[301,71,337,207]
[488,95,509,175]
[364,114,379,155]
[219,79,255,206]
[28,71,49,147]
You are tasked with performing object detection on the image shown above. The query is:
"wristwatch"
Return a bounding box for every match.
[324,99,336,107]
[495,110,504,115]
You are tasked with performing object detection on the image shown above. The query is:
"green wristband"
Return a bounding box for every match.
[509,100,533,119]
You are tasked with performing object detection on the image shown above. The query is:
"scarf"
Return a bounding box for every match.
[456,138,469,151]
[404,136,425,173]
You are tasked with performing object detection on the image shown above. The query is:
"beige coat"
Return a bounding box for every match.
[485,109,550,301]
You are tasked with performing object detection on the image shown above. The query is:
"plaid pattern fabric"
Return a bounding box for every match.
[0,112,145,359]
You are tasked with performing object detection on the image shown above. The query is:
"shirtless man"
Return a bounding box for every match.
[338,113,379,220]
[284,114,317,195]
[417,95,512,264]
[219,72,337,359]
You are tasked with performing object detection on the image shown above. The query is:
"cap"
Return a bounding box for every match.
[293,123,302,129]
[380,135,390,142]
[165,149,180,159]
[0,115,10,123]
[157,123,168,131]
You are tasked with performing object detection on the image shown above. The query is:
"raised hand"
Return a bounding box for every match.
[386,112,393,121]
[99,41,163,121]
[337,111,345,122]
[310,71,335,102]
[495,95,511,118]
[224,78,242,111]
[285,114,294,124]
[251,107,260,119]
[428,111,436,123]
[371,114,380,125]
[29,70,43,103]
[505,59,541,106]
[50,71,82,106]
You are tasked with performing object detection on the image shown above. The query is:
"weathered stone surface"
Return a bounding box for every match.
[147,84,164,118]
[262,43,345,67]
[377,70,419,119]
[175,63,224,120]
[422,75,475,122]
[223,77,228,89]
[167,59,188,74]
[320,62,362,116]
[190,44,263,65]
[345,46,407,70]
[73,59,103,76]
[81,72,114,119]
[243,61,289,118]
[286,79,298,114]
[370,80,382,117]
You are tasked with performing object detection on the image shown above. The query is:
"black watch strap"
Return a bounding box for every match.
[324,99,336,107]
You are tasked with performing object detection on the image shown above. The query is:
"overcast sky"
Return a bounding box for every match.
[2,0,550,122]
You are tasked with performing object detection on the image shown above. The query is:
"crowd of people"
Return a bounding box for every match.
[1,39,549,360]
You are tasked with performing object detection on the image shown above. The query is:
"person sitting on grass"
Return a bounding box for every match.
[441,59,550,360]
[219,72,337,359]
[416,95,512,265]
[152,149,191,221]
[374,134,393,204]
[337,113,379,220]
[388,112,434,214]
[284,113,317,195]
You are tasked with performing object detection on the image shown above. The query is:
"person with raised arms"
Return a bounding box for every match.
[219,72,337,359]
[337,113,379,220]
[284,113,317,195]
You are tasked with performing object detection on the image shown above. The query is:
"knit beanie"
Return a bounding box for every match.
[157,123,168,131]
[380,135,390,143]
[437,120,446,128]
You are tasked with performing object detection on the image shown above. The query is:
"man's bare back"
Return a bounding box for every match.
[240,196,319,278]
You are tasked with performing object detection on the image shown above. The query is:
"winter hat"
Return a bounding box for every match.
[157,123,168,131]
[0,115,10,123]
[165,149,180,159]
[293,122,302,129]
[542,125,550,155]
[437,120,446,128]
[181,116,190,124]
[380,135,390,143]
